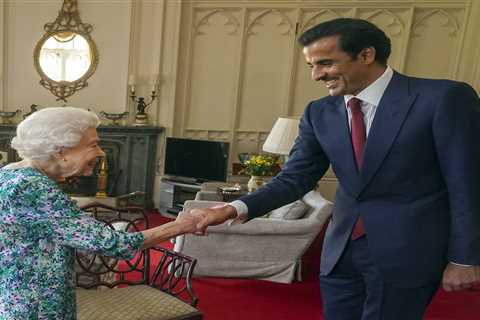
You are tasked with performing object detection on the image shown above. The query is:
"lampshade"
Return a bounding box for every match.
[262,117,300,155]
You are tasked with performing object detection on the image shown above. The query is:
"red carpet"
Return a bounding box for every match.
[147,213,480,320]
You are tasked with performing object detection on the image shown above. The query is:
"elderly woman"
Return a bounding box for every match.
[0,107,200,319]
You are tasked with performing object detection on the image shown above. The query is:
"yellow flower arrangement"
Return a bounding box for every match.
[241,154,278,176]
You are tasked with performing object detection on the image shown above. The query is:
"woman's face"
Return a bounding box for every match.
[60,127,105,177]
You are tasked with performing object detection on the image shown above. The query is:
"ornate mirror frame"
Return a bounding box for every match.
[33,0,99,102]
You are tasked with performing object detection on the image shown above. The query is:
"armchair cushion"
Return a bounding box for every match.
[268,200,309,220]
[77,285,200,320]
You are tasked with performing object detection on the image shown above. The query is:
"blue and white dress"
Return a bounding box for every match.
[0,167,144,320]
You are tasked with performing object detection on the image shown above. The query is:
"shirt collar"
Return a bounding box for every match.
[344,66,393,107]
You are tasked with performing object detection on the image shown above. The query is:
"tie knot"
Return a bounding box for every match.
[347,97,362,112]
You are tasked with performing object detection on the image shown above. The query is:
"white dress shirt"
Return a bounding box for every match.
[344,66,393,136]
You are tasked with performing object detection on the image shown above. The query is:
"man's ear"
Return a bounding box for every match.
[360,47,376,64]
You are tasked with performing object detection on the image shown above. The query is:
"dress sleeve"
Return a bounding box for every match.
[13,175,144,260]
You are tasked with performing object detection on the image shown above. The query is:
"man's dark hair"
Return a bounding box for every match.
[298,18,391,65]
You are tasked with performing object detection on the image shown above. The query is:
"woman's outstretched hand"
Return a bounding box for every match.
[176,205,238,235]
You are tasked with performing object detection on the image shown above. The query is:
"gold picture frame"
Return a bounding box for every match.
[33,0,99,102]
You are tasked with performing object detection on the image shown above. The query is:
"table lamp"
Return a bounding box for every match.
[262,117,300,156]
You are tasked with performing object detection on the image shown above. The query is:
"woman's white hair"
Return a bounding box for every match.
[11,107,100,160]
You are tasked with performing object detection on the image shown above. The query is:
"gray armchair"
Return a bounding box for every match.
[173,191,332,283]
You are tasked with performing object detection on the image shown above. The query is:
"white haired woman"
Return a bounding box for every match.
[0,107,200,319]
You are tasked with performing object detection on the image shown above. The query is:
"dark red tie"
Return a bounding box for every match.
[348,97,366,240]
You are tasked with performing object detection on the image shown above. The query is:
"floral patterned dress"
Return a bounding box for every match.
[0,167,144,320]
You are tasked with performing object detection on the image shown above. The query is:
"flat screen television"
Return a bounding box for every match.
[164,137,229,183]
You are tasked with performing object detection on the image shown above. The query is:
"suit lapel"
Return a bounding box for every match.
[359,72,418,193]
[325,96,362,191]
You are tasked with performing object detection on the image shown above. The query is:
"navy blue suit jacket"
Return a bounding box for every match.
[240,72,480,287]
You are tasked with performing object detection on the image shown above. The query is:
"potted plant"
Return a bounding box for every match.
[240,154,279,192]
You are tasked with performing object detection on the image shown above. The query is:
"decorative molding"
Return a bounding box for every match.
[409,7,465,79]
[179,4,197,137]
[184,130,207,140]
[0,0,5,111]
[185,129,231,140]
[246,9,293,36]
[283,8,302,116]
[188,0,468,7]
[235,130,270,153]
[451,6,468,79]
[412,9,459,38]
[236,130,269,142]
[300,9,342,33]
[181,8,241,139]
[398,7,415,73]
[158,0,183,132]
[148,0,166,126]
[468,0,480,91]
[475,63,480,93]
[228,8,248,170]
[239,9,294,141]
[194,9,240,35]
[363,9,404,37]
[207,130,231,140]
[126,0,140,118]
[177,0,477,162]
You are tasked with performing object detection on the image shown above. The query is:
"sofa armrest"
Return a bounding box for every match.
[194,191,221,201]
[182,199,332,236]
[206,217,324,235]
[184,199,226,210]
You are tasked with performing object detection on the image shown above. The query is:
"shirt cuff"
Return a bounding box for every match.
[450,262,473,267]
[227,200,248,226]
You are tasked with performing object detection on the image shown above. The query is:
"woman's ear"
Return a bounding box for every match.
[53,147,67,162]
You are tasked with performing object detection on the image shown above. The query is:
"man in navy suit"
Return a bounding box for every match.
[185,18,480,319]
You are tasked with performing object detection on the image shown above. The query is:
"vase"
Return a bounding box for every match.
[247,175,267,193]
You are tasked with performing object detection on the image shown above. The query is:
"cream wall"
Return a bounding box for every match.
[1,0,132,113]
[0,0,479,203]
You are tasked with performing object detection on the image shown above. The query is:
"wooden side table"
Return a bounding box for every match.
[217,188,248,202]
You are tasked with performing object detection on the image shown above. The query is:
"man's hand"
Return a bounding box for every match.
[174,210,206,234]
[442,263,480,291]
[177,205,238,235]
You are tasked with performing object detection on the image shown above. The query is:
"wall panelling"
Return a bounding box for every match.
[174,0,480,200]
[0,0,5,108]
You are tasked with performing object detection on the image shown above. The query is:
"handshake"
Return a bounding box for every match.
[174,204,240,235]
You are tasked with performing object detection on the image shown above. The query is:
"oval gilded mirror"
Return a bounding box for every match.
[38,31,92,82]
[33,0,99,102]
